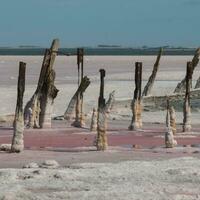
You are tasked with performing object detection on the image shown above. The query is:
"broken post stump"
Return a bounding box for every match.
[165,100,177,148]
[96,69,108,151]
[71,76,90,127]
[11,62,26,153]
[129,62,143,130]
[24,39,59,129]
[142,48,163,96]
[174,48,200,93]
[183,62,193,132]
[169,106,176,135]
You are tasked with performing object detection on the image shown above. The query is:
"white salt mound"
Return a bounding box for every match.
[40,160,60,169]
[0,144,11,151]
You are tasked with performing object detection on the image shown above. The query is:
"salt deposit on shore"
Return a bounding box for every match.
[0,157,200,200]
[0,55,200,124]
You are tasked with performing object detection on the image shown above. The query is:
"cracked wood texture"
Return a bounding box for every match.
[11,62,26,153]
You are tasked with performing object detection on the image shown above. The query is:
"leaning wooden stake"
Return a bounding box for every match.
[71,76,90,127]
[129,62,143,130]
[96,69,107,151]
[183,62,193,132]
[174,48,200,93]
[142,48,163,96]
[11,62,26,153]
[165,99,177,148]
[24,39,59,128]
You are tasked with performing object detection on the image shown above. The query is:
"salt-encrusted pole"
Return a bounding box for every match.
[96,69,107,151]
[24,39,59,128]
[165,99,177,148]
[90,90,115,132]
[64,77,90,121]
[183,62,193,132]
[73,48,85,127]
[174,48,200,93]
[129,62,143,130]
[71,76,90,127]
[142,48,163,96]
[11,62,26,153]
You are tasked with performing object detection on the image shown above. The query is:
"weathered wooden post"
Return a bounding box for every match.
[142,48,163,96]
[96,69,107,151]
[165,99,177,148]
[79,48,85,126]
[90,90,115,132]
[73,48,85,127]
[183,62,193,132]
[11,62,26,153]
[64,77,90,121]
[71,76,90,127]
[174,48,200,93]
[129,62,143,130]
[24,39,59,129]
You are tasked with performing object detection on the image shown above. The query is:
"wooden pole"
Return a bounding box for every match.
[74,48,85,127]
[183,62,193,132]
[24,39,59,129]
[96,69,107,151]
[129,62,143,130]
[142,48,163,96]
[11,62,26,153]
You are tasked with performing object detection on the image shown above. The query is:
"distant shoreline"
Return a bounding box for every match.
[0,47,196,56]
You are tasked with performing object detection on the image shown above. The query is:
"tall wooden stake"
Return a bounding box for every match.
[183,62,193,132]
[129,62,143,130]
[96,69,107,151]
[74,48,85,127]
[11,62,26,153]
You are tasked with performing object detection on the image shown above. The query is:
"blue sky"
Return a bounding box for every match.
[0,0,199,47]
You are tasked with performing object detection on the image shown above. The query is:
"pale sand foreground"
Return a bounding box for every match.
[0,157,200,200]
